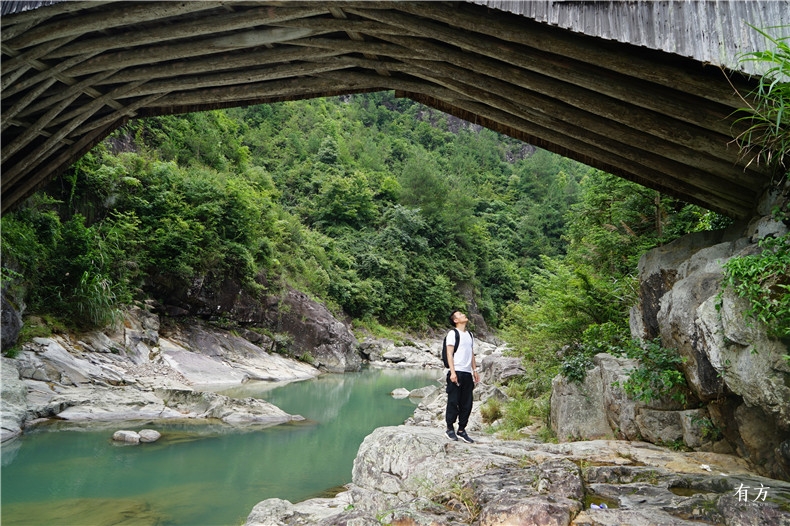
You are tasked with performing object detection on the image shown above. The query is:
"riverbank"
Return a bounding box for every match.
[1,368,440,526]
[1,308,324,441]
[245,400,790,526]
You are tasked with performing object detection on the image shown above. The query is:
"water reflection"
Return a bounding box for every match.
[2,368,439,526]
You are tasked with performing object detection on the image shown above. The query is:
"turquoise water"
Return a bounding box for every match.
[1,368,440,526]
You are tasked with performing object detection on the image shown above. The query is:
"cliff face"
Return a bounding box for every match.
[552,186,790,480]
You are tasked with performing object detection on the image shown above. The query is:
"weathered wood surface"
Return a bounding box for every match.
[2,1,785,217]
[474,0,790,77]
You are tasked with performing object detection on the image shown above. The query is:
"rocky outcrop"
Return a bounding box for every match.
[1,357,28,442]
[260,288,360,372]
[1,307,319,441]
[1,292,23,352]
[360,335,501,371]
[151,270,361,373]
[243,340,790,526]
[551,189,790,480]
[246,426,790,526]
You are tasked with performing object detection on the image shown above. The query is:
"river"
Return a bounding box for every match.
[1,368,440,526]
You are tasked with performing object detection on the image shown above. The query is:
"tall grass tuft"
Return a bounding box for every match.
[732,25,790,179]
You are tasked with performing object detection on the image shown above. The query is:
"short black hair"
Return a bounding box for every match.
[448,309,461,327]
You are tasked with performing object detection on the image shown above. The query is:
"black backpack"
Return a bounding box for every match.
[441,328,473,368]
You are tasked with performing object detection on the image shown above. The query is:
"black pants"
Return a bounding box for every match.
[445,370,474,431]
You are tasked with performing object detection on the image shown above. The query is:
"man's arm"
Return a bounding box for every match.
[471,353,480,383]
[447,344,459,385]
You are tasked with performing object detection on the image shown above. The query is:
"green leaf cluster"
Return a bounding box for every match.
[721,206,790,340]
[613,339,689,406]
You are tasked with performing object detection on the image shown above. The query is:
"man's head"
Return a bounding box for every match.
[448,309,468,327]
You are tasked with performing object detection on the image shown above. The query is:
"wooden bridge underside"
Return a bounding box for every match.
[1,1,769,217]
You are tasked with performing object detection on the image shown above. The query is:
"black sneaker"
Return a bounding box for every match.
[445,429,458,441]
[457,430,474,443]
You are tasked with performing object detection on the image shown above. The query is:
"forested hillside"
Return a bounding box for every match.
[1,92,725,425]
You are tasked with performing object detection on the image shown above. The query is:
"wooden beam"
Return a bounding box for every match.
[22,48,342,114]
[5,2,227,50]
[393,2,753,107]
[350,8,744,138]
[63,27,323,77]
[3,51,102,98]
[0,1,113,41]
[3,94,163,204]
[321,54,758,190]
[3,81,146,187]
[374,35,749,171]
[286,37,424,59]
[43,6,328,59]
[72,93,168,136]
[8,69,118,126]
[272,17,420,36]
[1,36,76,78]
[147,74,391,108]
[2,91,83,163]
[402,58,755,184]
[61,61,359,106]
[2,77,59,127]
[1,120,121,215]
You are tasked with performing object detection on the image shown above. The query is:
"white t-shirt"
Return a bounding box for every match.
[446,329,473,373]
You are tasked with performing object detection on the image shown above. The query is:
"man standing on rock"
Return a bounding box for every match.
[445,309,479,443]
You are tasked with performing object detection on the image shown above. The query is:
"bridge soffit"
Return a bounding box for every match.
[1,1,782,218]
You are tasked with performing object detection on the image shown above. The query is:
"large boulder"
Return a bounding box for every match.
[261,288,360,373]
[551,353,683,443]
[246,426,790,526]
[1,292,23,352]
[626,194,790,479]
[550,366,613,442]
[1,358,28,442]
[158,322,318,387]
[698,289,790,431]
[480,352,526,385]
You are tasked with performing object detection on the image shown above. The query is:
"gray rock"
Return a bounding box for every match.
[407,385,437,399]
[1,358,27,442]
[112,430,140,444]
[1,292,23,352]
[480,352,525,385]
[138,429,161,443]
[596,353,643,440]
[679,408,710,449]
[550,366,613,442]
[625,195,790,478]
[635,409,683,445]
[390,388,410,399]
[381,349,406,363]
[699,290,790,429]
[658,270,726,400]
[161,323,319,387]
[245,492,355,526]
[245,426,790,526]
[262,288,360,373]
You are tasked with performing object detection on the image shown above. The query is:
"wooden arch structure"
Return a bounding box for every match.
[1,1,783,217]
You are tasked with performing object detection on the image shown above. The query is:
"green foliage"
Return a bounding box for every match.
[721,206,790,340]
[561,352,594,384]
[733,25,790,176]
[613,339,689,405]
[690,415,723,441]
[480,397,503,424]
